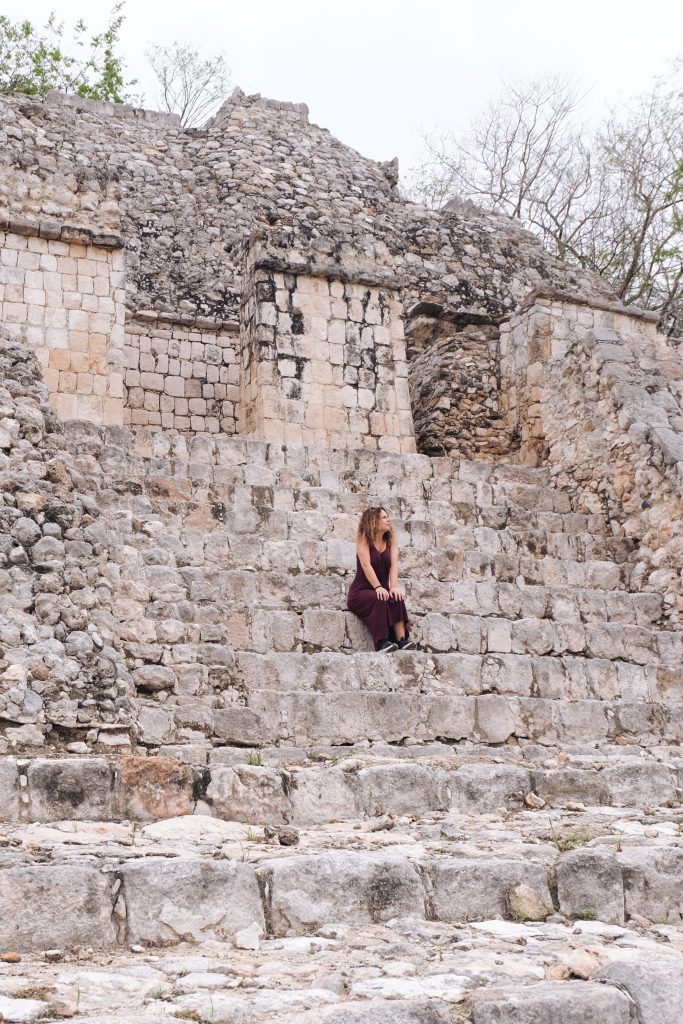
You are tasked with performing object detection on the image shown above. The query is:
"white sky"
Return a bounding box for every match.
[5,0,683,177]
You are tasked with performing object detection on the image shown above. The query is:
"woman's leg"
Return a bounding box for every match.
[394,620,406,641]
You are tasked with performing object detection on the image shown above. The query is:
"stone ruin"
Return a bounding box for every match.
[0,85,682,1023]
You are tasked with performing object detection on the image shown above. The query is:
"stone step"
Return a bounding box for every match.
[120,515,634,580]
[132,647,682,710]
[131,680,683,748]
[122,602,675,664]
[1,799,683,954]
[2,917,681,1023]
[106,477,609,538]
[4,754,680,826]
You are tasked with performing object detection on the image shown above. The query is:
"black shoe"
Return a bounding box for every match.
[379,639,398,653]
[397,637,416,651]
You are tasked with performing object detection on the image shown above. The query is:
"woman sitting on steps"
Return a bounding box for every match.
[347,507,416,653]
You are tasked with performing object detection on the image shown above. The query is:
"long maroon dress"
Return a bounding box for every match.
[347,544,410,651]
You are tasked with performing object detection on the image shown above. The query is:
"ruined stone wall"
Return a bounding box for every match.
[238,244,415,451]
[408,323,511,460]
[123,314,239,433]
[0,89,613,329]
[0,333,134,752]
[0,229,124,424]
[500,294,683,620]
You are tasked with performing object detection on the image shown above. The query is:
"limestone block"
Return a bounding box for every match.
[428,858,552,922]
[595,958,683,1024]
[475,694,518,743]
[471,982,632,1024]
[120,755,195,821]
[289,767,356,826]
[136,706,175,745]
[0,995,49,1022]
[620,847,683,922]
[0,759,20,820]
[261,852,426,936]
[602,762,676,807]
[352,763,449,817]
[449,764,530,813]
[212,706,267,745]
[0,865,116,951]
[531,768,609,807]
[556,849,625,924]
[309,1001,451,1024]
[303,609,346,649]
[27,758,116,821]
[423,695,476,742]
[122,857,264,945]
[206,765,290,825]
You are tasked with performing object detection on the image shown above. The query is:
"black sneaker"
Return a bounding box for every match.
[397,637,416,651]
[379,639,398,653]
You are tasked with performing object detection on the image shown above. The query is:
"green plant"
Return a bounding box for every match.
[575,909,597,920]
[243,826,259,843]
[0,4,137,102]
[550,827,591,852]
[246,749,262,766]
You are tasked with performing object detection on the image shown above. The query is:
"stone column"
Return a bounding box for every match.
[238,242,416,452]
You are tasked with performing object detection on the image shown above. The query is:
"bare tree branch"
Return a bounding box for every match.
[145,42,230,128]
[407,66,683,336]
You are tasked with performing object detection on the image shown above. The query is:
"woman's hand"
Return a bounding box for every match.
[389,587,404,600]
[375,587,390,601]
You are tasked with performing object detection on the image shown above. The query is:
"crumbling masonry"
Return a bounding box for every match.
[0,88,682,1023]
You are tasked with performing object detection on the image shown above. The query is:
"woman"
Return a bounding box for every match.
[347,507,415,653]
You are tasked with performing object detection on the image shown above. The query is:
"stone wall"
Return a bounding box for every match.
[0,89,613,327]
[0,229,124,424]
[500,293,683,619]
[238,244,415,451]
[408,322,511,460]
[123,314,239,433]
[0,333,133,751]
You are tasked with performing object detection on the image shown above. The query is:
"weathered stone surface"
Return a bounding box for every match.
[532,768,609,807]
[428,859,552,922]
[27,758,116,821]
[557,849,625,924]
[0,996,49,1023]
[352,764,448,817]
[471,981,632,1023]
[602,762,677,806]
[0,759,20,820]
[310,1000,452,1024]
[261,852,426,935]
[121,857,264,945]
[289,767,356,825]
[0,866,116,951]
[120,756,195,821]
[450,764,530,812]
[620,848,683,922]
[206,765,290,824]
[596,958,683,1024]
[507,882,552,922]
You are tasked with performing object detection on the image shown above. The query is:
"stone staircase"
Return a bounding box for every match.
[1,426,682,1023]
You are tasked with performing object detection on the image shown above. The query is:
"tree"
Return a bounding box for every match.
[409,68,683,336]
[145,43,231,128]
[0,3,136,103]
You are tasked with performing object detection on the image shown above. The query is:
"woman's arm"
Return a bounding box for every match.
[356,538,389,600]
[389,537,404,598]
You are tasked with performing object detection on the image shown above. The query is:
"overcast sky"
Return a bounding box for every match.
[5,1,682,177]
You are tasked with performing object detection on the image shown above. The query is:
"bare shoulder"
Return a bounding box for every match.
[356,535,370,557]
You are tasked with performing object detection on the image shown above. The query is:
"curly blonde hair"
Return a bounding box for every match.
[357,507,392,547]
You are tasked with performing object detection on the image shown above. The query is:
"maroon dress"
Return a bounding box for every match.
[347,544,410,650]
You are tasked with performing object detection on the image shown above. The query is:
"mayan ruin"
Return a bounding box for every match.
[0,78,681,1024]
